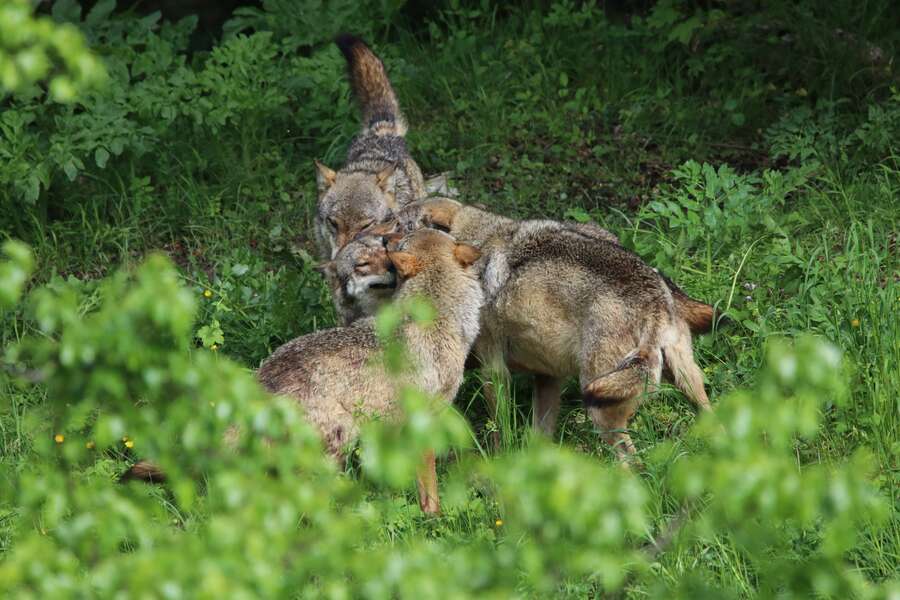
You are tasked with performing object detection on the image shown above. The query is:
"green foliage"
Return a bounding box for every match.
[0,241,33,311]
[0,0,106,101]
[0,252,892,597]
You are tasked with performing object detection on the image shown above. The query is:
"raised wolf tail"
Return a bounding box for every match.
[335,34,407,137]
[660,274,720,334]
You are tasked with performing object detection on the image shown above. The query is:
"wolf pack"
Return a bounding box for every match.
[131,35,720,515]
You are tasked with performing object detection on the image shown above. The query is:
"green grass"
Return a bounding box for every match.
[1,1,899,595]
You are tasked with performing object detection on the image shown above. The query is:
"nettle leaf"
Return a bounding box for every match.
[197,319,225,348]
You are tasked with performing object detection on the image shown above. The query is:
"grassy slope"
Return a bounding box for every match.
[1,2,898,594]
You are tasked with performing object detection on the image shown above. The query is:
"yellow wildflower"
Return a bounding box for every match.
[495,519,503,527]
[54,434,64,444]
[211,344,219,351]
[125,439,135,449]
[86,441,95,449]
[203,289,212,298]
[851,319,860,328]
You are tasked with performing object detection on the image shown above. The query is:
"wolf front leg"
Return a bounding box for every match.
[415,448,441,515]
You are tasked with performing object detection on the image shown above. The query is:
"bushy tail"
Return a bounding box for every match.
[119,460,166,484]
[660,274,720,334]
[662,330,711,412]
[335,34,407,137]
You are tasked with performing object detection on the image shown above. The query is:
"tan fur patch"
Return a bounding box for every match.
[453,243,481,267]
[315,160,336,192]
[424,202,459,231]
[388,251,423,278]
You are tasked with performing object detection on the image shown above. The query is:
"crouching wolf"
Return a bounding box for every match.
[126,230,482,514]
[258,229,483,513]
[315,35,426,259]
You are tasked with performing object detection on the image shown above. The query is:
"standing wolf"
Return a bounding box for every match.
[394,198,715,457]
[314,35,426,259]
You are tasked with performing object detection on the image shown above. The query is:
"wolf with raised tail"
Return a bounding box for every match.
[314,34,426,259]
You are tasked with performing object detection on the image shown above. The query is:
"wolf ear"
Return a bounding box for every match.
[376,164,399,210]
[314,261,336,279]
[425,204,456,232]
[388,251,423,279]
[453,243,481,268]
[315,160,336,194]
[375,164,397,191]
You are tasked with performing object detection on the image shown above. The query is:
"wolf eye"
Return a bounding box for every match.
[327,217,338,230]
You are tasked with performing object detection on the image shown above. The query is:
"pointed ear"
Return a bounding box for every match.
[425,204,456,232]
[375,164,397,191]
[383,232,404,251]
[453,243,481,268]
[387,251,423,279]
[314,160,336,193]
[313,261,336,279]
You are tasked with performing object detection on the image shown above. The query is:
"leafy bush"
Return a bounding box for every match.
[0,0,106,100]
[0,240,892,597]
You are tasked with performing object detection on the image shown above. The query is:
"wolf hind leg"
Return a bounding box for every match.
[582,349,661,460]
[532,374,562,437]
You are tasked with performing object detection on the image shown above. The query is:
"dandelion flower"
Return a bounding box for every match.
[54,434,64,444]
[495,519,503,527]
[851,319,860,328]
[203,289,212,298]
[125,440,135,449]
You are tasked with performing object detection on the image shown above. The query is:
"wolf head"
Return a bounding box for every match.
[314,161,401,259]
[387,228,484,349]
[317,234,396,324]
[386,228,480,281]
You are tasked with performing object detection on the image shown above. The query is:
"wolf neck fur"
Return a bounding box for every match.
[394,264,484,397]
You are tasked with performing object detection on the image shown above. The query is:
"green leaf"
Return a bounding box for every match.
[86,0,116,25]
[197,319,224,348]
[63,159,78,182]
[95,148,110,169]
[51,0,82,23]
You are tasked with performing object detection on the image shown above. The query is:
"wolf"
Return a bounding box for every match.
[474,227,713,458]
[314,35,427,259]
[392,197,715,455]
[258,228,483,513]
